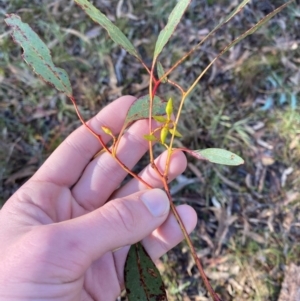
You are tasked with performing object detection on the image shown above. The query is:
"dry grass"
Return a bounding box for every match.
[1,0,300,300]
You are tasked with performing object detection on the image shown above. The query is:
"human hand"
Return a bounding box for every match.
[0,96,197,301]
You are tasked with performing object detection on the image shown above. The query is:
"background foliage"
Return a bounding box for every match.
[1,0,300,300]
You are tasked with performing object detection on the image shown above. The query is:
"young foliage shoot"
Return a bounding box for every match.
[5,1,294,300]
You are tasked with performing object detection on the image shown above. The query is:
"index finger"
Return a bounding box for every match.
[32,95,136,187]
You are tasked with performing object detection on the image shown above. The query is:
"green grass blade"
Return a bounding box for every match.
[154,0,191,59]
[124,242,167,301]
[124,95,166,127]
[5,14,72,97]
[75,0,140,60]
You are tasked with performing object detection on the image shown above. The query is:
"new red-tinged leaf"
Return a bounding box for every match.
[125,242,167,301]
[5,14,72,97]
[74,0,140,60]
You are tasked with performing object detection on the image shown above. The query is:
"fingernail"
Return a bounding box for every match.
[141,189,170,217]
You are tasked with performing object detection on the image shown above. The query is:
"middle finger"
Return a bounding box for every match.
[72,119,152,211]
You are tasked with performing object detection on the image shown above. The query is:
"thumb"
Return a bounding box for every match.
[60,189,170,262]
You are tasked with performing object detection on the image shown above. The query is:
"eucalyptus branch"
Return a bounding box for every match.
[163,181,222,301]
[6,1,293,300]
[159,0,253,84]
[167,79,186,95]
[148,64,156,166]
[69,96,152,189]
[185,0,294,99]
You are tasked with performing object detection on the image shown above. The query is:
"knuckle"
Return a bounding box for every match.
[157,236,169,255]
[65,134,94,161]
[21,226,58,261]
[96,159,126,186]
[108,199,137,235]
[126,128,149,151]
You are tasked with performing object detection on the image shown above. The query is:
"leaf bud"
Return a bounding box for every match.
[102,126,113,135]
[166,98,173,119]
[160,126,169,144]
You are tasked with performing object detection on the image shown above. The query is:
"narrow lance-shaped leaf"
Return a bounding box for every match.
[178,148,244,166]
[125,242,167,301]
[74,0,140,59]
[154,0,191,58]
[5,14,72,97]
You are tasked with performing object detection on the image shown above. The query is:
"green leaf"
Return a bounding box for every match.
[154,0,191,58]
[195,148,244,166]
[153,116,168,123]
[169,128,182,138]
[157,62,167,83]
[74,0,140,59]
[125,242,167,301]
[5,14,72,97]
[143,134,157,142]
[124,95,166,127]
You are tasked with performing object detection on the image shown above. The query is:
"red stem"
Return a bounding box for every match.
[69,96,151,188]
[161,177,222,301]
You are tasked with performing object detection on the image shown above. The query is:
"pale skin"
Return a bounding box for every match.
[0,96,197,301]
